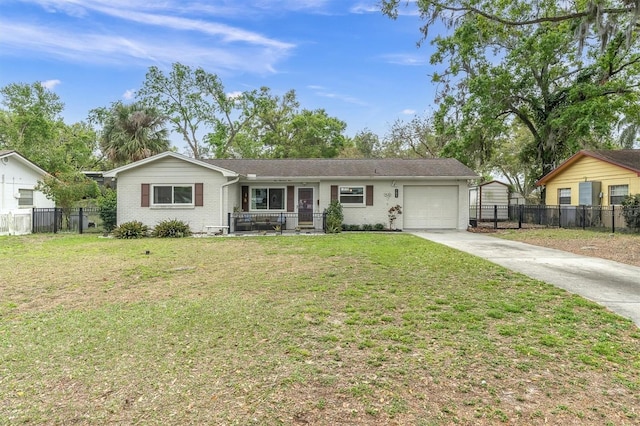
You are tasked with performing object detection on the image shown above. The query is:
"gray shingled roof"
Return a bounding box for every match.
[589,149,640,173]
[204,158,478,178]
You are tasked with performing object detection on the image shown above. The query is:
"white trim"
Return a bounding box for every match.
[249,186,286,211]
[151,183,195,207]
[0,151,50,176]
[339,185,365,206]
[103,151,238,178]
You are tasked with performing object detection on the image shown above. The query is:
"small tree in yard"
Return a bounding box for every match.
[97,189,117,232]
[325,200,343,233]
[621,194,640,232]
[36,171,100,229]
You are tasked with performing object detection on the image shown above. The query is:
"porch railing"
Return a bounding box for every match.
[228,212,326,234]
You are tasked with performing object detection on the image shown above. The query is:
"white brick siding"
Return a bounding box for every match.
[115,156,228,233]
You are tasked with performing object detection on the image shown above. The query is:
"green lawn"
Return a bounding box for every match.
[1,233,638,425]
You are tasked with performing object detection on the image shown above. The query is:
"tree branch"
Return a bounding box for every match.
[429,1,633,27]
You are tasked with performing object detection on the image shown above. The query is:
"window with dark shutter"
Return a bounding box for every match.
[241,186,249,211]
[287,186,295,212]
[331,185,338,202]
[366,185,374,206]
[195,183,203,206]
[141,184,150,207]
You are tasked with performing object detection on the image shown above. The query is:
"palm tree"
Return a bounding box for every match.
[100,102,170,166]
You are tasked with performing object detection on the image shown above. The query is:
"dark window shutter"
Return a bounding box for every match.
[241,186,249,211]
[366,185,374,206]
[287,186,295,212]
[195,183,203,206]
[331,185,338,202]
[141,184,149,207]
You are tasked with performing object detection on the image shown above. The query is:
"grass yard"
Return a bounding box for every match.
[0,233,639,425]
[493,228,640,267]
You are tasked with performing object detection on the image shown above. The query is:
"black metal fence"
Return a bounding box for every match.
[470,205,640,233]
[32,207,104,234]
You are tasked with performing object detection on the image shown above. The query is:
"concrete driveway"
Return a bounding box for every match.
[410,230,640,327]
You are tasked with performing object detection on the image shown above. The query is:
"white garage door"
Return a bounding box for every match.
[404,185,459,229]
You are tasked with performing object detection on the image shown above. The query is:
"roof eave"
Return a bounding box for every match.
[103,151,238,178]
[240,175,478,181]
[537,150,640,186]
[1,151,50,176]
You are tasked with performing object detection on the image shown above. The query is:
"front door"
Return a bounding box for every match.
[298,187,314,226]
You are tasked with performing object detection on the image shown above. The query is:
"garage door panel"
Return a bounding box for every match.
[404,186,458,229]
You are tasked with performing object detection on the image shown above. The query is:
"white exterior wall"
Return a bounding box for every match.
[479,182,509,220]
[456,180,471,230]
[317,180,397,227]
[0,155,53,214]
[317,179,470,230]
[115,156,227,232]
[481,182,509,206]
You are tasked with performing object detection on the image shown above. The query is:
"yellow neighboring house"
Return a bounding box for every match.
[537,149,640,206]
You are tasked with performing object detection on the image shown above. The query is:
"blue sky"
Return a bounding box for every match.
[0,0,441,149]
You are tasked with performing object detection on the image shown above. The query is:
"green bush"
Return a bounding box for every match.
[112,221,149,239]
[621,194,640,231]
[325,200,343,233]
[374,223,385,231]
[152,219,192,238]
[362,223,373,231]
[97,189,117,232]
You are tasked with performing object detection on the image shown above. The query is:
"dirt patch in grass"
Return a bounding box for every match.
[491,228,640,267]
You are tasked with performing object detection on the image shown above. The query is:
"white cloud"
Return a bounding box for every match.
[40,79,61,90]
[401,109,416,115]
[0,19,291,74]
[90,6,294,50]
[350,2,380,14]
[381,53,428,66]
[227,91,243,99]
[122,89,135,100]
[307,85,367,106]
[2,1,295,74]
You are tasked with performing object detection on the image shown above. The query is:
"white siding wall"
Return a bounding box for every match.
[318,180,396,227]
[479,182,509,220]
[481,182,509,206]
[317,179,471,230]
[0,155,54,215]
[115,157,227,232]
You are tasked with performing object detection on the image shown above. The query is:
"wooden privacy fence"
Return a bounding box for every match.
[470,204,639,233]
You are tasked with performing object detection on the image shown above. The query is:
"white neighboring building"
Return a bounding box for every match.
[0,150,54,235]
[469,180,510,221]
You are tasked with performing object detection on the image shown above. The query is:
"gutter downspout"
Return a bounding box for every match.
[220,177,240,232]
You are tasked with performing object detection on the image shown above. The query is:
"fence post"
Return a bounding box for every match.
[79,207,84,234]
[612,205,615,234]
[53,208,59,234]
[582,205,586,230]
[558,205,562,228]
[228,212,231,234]
[518,204,523,229]
[493,205,498,229]
[280,212,284,234]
